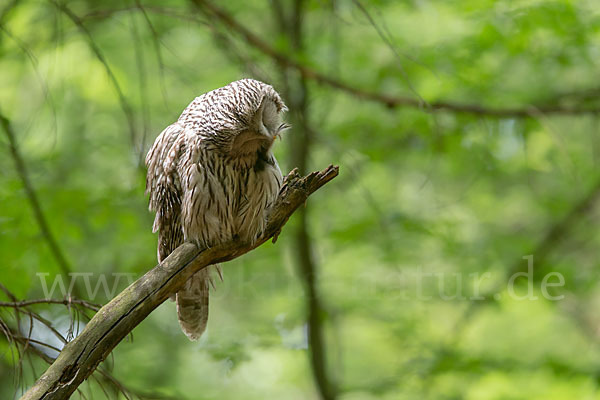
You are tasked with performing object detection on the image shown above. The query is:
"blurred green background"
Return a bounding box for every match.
[1,0,600,399]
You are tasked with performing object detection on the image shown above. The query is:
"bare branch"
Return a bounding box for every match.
[193,0,600,118]
[0,108,76,284]
[0,24,60,146]
[1,301,69,347]
[4,323,171,400]
[0,282,18,301]
[96,368,181,400]
[351,0,425,106]
[414,175,600,385]
[48,0,138,153]
[11,334,57,365]
[81,6,208,25]
[0,299,101,312]
[132,0,170,108]
[506,176,600,278]
[20,165,338,400]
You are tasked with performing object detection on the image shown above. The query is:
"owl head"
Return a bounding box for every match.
[185,79,289,157]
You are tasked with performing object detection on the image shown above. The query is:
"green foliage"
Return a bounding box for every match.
[1,0,600,399]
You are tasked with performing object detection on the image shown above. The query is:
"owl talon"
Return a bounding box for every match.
[216,265,224,282]
[272,228,282,243]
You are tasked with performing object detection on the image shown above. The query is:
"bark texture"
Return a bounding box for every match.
[21,165,339,400]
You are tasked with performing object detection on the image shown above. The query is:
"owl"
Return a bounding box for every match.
[145,79,288,340]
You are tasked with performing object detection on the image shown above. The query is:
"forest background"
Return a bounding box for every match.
[1,0,600,399]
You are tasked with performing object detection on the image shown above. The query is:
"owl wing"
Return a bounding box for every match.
[146,121,210,341]
[145,122,187,262]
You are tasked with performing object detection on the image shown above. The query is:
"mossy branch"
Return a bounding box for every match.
[21,165,339,400]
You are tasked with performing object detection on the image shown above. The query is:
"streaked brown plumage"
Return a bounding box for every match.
[145,79,288,340]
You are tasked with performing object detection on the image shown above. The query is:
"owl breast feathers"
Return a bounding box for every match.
[145,79,288,340]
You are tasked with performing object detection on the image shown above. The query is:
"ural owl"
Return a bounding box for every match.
[145,79,288,340]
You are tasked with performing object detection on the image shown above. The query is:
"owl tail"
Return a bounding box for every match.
[176,268,210,341]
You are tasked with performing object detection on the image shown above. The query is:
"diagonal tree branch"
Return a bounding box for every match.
[0,108,76,285]
[416,174,600,384]
[0,0,19,24]
[506,176,600,277]
[193,0,600,118]
[20,165,339,400]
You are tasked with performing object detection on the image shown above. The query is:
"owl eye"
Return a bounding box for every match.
[277,123,291,133]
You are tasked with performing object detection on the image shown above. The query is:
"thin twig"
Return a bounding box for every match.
[506,176,600,277]
[129,9,151,168]
[4,319,171,400]
[97,368,181,400]
[0,298,101,311]
[81,6,208,25]
[0,283,70,346]
[351,0,426,106]
[133,0,170,109]
[12,334,56,364]
[13,336,63,354]
[48,0,138,154]
[0,109,76,284]
[0,23,60,147]
[415,174,600,384]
